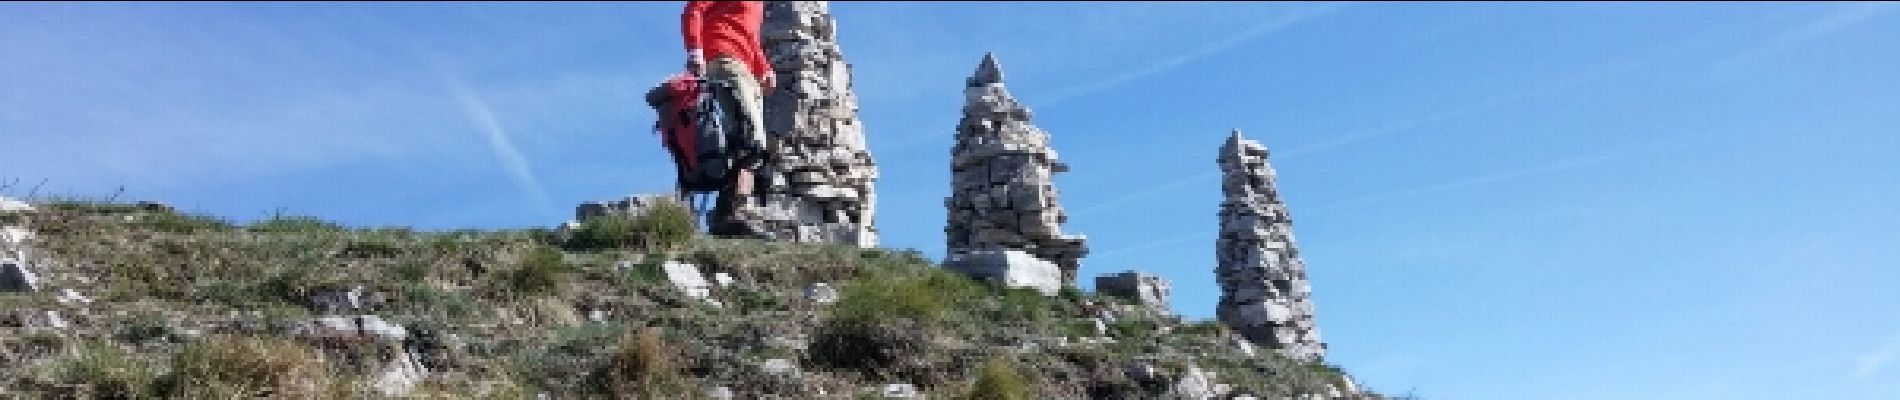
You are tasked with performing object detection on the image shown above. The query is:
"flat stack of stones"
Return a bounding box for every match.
[1094,271,1172,315]
[944,53,1088,285]
[1213,130,1327,362]
[574,194,681,222]
[741,0,879,248]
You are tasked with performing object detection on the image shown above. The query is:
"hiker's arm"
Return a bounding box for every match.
[744,7,774,92]
[682,1,711,73]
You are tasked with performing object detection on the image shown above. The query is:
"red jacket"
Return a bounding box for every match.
[682,1,773,80]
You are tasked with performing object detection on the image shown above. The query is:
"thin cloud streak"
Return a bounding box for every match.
[437,66,555,213]
[1035,3,1353,108]
[1092,231,1215,260]
[1854,331,1900,379]
[1074,12,1783,218]
[1711,2,1898,73]
[1091,135,1688,260]
[1299,147,1640,216]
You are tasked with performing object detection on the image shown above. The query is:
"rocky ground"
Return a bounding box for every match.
[0,199,1376,399]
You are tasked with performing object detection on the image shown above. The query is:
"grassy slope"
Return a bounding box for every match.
[0,201,1365,399]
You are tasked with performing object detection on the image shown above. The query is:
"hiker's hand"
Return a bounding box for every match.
[761,73,777,94]
[686,50,705,76]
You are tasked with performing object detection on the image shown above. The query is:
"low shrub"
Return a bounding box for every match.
[41,342,154,400]
[590,328,690,398]
[247,215,344,233]
[152,336,329,398]
[134,211,233,234]
[963,356,1033,400]
[567,202,696,252]
[492,246,571,298]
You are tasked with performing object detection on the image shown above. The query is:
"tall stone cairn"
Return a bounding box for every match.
[946,53,1088,284]
[746,1,879,247]
[1215,130,1327,362]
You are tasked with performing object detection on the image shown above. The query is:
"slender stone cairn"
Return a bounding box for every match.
[1214,130,1327,362]
[945,53,1088,285]
[744,0,879,247]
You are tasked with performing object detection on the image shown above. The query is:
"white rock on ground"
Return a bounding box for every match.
[1171,365,1216,399]
[294,315,408,342]
[0,224,37,292]
[879,383,920,398]
[0,196,31,212]
[714,272,735,287]
[374,350,427,397]
[662,261,718,305]
[805,282,839,304]
[942,249,1063,296]
[760,358,798,376]
[44,310,68,330]
[56,288,90,304]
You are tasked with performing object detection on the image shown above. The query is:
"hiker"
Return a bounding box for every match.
[679,0,776,236]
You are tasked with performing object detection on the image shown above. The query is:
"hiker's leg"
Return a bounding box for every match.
[706,57,768,238]
[709,183,737,236]
[710,56,768,161]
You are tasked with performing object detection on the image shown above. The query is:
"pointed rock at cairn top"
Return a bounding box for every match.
[969,52,1006,87]
[1221,129,1261,159]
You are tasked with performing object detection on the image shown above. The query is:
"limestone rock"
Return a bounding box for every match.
[713,272,736,287]
[943,249,1063,296]
[43,310,68,330]
[0,196,31,212]
[309,285,367,314]
[1094,271,1172,314]
[740,1,879,247]
[662,261,718,305]
[760,358,798,376]
[0,224,36,292]
[1214,130,1327,362]
[0,260,37,292]
[1172,366,1216,400]
[56,288,90,304]
[805,282,839,304]
[878,383,920,398]
[375,350,428,397]
[945,53,1088,284]
[294,315,408,343]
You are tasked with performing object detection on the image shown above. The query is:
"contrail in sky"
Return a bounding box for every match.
[437,67,555,213]
[1037,2,1354,108]
[1072,11,1782,217]
[1854,331,1900,379]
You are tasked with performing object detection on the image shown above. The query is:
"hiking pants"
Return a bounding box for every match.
[707,55,770,237]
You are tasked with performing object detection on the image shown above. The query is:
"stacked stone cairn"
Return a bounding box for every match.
[736,0,879,248]
[944,53,1088,287]
[1214,130,1327,362]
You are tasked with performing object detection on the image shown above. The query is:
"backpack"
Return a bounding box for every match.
[652,74,734,193]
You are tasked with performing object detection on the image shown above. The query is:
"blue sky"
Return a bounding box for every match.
[3,2,1898,398]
